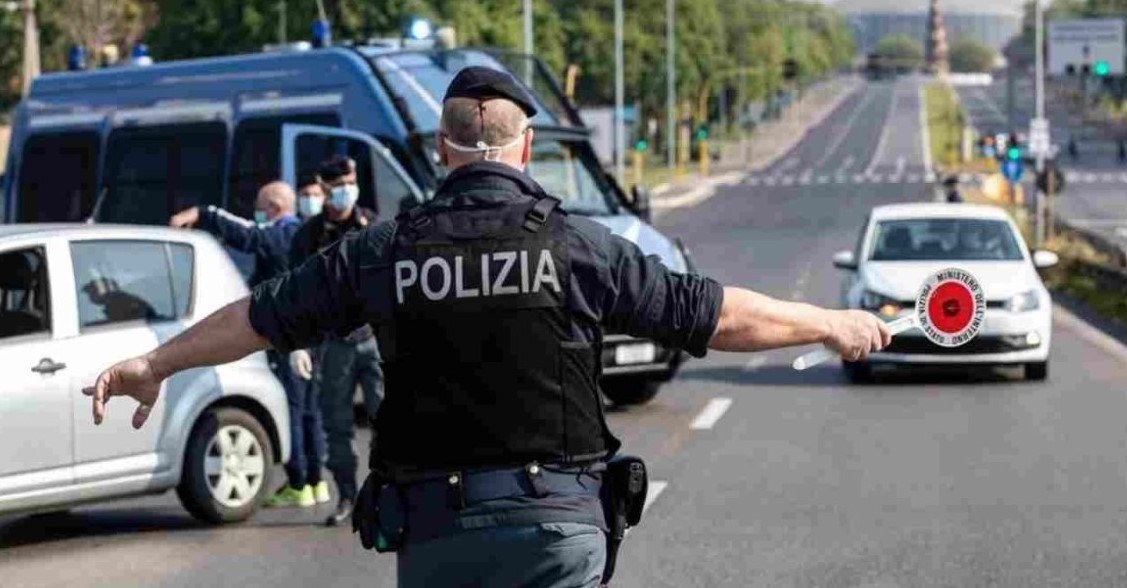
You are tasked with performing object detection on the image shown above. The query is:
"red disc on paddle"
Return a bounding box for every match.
[914,268,985,347]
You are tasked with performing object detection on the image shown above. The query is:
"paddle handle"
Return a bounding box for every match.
[791,316,916,371]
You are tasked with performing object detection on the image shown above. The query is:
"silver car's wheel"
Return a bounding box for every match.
[204,425,266,509]
[178,407,274,524]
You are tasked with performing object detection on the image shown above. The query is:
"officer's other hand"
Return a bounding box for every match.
[169,206,200,228]
[290,349,313,380]
[824,310,891,362]
[82,355,163,429]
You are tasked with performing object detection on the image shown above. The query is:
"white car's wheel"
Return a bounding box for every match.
[177,407,273,524]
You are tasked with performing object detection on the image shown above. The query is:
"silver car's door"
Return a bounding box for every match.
[67,239,186,483]
[0,240,75,499]
[280,124,424,219]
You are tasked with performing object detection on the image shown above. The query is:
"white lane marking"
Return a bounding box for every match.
[1065,171,1081,183]
[817,175,830,184]
[764,176,778,186]
[836,155,856,174]
[1119,173,1127,183]
[744,355,768,371]
[816,87,875,169]
[781,175,795,186]
[924,171,937,183]
[780,157,801,171]
[868,173,884,183]
[895,156,907,177]
[746,176,761,186]
[863,81,898,175]
[1085,173,1098,183]
[853,173,866,183]
[642,481,668,516]
[1102,173,1117,183]
[690,397,734,431]
[907,173,921,183]
[798,175,812,185]
[1054,305,1127,362]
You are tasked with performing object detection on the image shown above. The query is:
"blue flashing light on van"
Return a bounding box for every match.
[1,42,693,406]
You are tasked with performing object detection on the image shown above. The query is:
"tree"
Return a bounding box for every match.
[873,34,923,71]
[948,37,996,73]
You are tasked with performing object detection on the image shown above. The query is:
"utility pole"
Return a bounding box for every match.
[1034,0,1051,246]
[523,0,534,84]
[614,0,625,184]
[20,0,40,96]
[666,0,676,170]
[278,0,287,44]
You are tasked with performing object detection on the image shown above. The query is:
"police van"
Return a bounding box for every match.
[1,42,692,405]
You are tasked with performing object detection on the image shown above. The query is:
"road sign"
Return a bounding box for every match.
[1002,158,1024,182]
[1029,117,1051,157]
[916,268,985,348]
[1048,19,1126,76]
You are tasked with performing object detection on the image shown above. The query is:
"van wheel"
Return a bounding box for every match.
[602,377,662,406]
[177,407,273,524]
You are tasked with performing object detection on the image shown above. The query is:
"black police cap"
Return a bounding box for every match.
[443,66,538,118]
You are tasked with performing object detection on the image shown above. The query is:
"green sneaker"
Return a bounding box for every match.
[264,485,316,508]
[313,481,332,505]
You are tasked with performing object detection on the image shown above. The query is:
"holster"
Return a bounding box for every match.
[599,455,648,585]
[351,471,405,553]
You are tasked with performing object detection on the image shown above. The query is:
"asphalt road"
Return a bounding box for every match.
[954,75,1127,251]
[5,78,1127,587]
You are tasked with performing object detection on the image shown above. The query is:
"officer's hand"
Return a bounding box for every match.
[170,206,200,228]
[290,349,313,380]
[82,355,163,429]
[824,310,891,362]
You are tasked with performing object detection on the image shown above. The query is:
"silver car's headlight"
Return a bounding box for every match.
[1006,289,1040,313]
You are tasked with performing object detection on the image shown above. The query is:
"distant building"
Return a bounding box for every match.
[836,0,1022,56]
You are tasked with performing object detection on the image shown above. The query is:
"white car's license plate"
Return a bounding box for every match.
[614,342,657,365]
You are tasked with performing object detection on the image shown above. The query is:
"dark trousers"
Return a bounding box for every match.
[267,349,325,489]
[396,523,606,588]
[314,336,383,501]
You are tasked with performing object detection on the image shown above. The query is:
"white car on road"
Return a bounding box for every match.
[833,203,1057,381]
[0,224,289,523]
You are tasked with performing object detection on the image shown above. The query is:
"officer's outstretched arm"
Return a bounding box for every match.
[709,287,891,359]
[83,298,268,429]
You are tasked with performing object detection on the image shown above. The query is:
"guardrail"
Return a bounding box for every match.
[1070,258,1127,296]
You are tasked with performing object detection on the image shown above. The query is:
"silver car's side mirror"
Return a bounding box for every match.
[1032,250,1059,269]
[832,250,858,270]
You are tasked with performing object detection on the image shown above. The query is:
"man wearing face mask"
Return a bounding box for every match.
[289,155,383,527]
[296,175,326,220]
[170,182,328,508]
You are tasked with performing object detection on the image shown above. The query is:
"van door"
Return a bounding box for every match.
[0,242,74,503]
[280,124,423,220]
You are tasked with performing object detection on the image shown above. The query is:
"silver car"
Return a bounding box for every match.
[0,224,289,523]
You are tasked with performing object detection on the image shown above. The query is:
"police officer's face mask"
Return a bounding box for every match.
[254,210,269,224]
[299,194,324,217]
[329,183,359,211]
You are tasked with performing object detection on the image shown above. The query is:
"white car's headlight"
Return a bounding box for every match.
[1006,289,1040,313]
[860,289,903,317]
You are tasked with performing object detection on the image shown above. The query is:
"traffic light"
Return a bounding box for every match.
[634,139,649,152]
[1006,145,1022,161]
[782,59,799,81]
[695,124,709,141]
[1095,60,1111,77]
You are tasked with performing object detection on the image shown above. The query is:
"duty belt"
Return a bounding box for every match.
[401,463,602,511]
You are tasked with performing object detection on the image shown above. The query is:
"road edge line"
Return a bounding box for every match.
[690,397,733,430]
[918,79,934,178]
[1053,304,1127,362]
[642,480,668,515]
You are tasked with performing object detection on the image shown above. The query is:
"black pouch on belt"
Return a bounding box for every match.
[352,471,405,552]
[600,455,648,585]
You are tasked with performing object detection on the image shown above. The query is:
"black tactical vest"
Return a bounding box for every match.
[374,195,619,471]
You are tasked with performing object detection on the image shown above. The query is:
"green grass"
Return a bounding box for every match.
[924,82,965,169]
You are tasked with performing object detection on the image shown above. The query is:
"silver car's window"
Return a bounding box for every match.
[870,219,1024,262]
[168,243,195,318]
[0,247,50,340]
[70,240,192,329]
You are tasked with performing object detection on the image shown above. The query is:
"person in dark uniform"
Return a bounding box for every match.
[289,155,384,526]
[169,181,328,508]
[86,68,890,587]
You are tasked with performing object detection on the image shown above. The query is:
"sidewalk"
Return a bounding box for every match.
[651,75,862,211]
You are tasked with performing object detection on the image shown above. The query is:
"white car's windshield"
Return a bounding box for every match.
[870,218,1024,261]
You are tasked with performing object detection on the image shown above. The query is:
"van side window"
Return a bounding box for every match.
[294,134,417,219]
[17,132,100,222]
[99,123,227,225]
[70,240,193,329]
[228,114,340,218]
[0,247,50,340]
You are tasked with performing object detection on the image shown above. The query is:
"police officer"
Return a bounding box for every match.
[289,155,384,527]
[86,67,890,587]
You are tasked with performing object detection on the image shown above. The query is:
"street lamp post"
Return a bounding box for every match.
[1034,0,1048,246]
[666,0,676,170]
[614,0,625,184]
[20,0,40,96]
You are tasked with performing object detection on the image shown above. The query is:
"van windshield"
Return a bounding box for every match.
[368,49,573,133]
